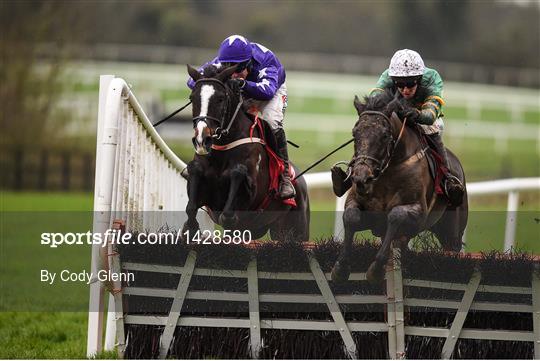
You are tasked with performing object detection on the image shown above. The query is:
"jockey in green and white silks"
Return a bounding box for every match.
[370,49,464,200]
[370,67,445,134]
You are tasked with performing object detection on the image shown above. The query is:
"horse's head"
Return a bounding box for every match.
[187,64,239,155]
[350,91,403,195]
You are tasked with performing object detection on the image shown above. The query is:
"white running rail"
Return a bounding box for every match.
[88,75,537,357]
[87,75,211,357]
[304,172,540,252]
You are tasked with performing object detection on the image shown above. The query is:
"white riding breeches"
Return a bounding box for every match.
[244,83,288,131]
[419,117,444,135]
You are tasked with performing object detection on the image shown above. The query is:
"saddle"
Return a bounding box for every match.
[416,128,463,206]
[418,132,447,197]
[330,126,454,202]
[250,115,297,210]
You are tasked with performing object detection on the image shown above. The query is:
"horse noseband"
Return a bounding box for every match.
[351,111,397,181]
[192,78,231,130]
[191,78,243,141]
[213,128,229,139]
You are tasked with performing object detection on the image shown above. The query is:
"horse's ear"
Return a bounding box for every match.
[386,97,405,119]
[216,65,238,82]
[353,95,364,115]
[390,112,402,124]
[187,64,202,81]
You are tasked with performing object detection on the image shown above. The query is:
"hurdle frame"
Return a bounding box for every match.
[88,76,540,359]
[118,250,539,359]
[88,75,211,357]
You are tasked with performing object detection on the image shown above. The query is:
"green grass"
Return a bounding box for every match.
[0,312,116,359]
[161,88,191,102]
[166,131,539,253]
[449,138,539,180]
[0,312,89,359]
[1,191,94,211]
[8,61,534,359]
[1,184,538,358]
[306,191,540,253]
[69,81,100,94]
[0,192,117,359]
[167,129,539,182]
[524,110,540,123]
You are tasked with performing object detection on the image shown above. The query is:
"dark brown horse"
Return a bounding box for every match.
[182,64,310,241]
[331,90,468,284]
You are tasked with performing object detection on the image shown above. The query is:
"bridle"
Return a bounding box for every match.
[348,110,406,181]
[191,78,243,140]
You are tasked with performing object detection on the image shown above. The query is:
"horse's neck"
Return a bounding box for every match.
[214,111,259,145]
[234,109,259,136]
[392,123,423,164]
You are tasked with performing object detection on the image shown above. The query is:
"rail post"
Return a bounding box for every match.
[87,74,115,358]
[503,190,519,252]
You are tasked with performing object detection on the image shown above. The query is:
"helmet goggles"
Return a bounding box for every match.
[392,76,421,89]
[221,60,252,73]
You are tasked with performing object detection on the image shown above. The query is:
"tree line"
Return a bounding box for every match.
[1,0,538,156]
[4,1,538,69]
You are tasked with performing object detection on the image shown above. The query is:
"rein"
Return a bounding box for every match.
[294,138,354,180]
[292,111,404,181]
[152,100,192,127]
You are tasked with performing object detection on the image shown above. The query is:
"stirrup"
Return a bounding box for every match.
[444,175,464,206]
[445,173,462,185]
[331,162,352,197]
[278,177,296,200]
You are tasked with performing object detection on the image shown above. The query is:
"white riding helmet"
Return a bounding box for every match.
[388,49,425,77]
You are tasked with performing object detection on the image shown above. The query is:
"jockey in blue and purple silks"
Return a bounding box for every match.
[187,34,295,200]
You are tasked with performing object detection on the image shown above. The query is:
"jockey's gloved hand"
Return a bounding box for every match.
[404,108,421,124]
[227,78,246,93]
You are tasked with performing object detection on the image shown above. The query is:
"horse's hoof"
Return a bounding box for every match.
[331,261,351,283]
[366,262,385,285]
[181,221,200,242]
[218,213,238,228]
[447,184,464,207]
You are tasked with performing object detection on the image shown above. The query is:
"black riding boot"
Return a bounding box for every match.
[331,163,352,197]
[273,128,296,200]
[429,134,464,206]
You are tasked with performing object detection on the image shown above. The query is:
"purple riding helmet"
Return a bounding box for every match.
[218,35,253,63]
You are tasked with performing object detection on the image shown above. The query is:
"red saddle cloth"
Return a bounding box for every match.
[420,133,448,196]
[429,148,446,196]
[251,116,297,210]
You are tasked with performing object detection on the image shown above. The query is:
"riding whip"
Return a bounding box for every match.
[294,138,354,180]
[152,101,192,127]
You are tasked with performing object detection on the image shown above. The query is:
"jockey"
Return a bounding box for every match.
[187,34,295,200]
[369,49,465,203]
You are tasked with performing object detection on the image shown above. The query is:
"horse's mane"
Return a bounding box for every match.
[201,65,215,77]
[202,64,230,79]
[360,89,398,113]
[356,88,420,118]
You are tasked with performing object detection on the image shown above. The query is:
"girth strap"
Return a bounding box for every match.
[211,137,266,151]
[401,147,429,167]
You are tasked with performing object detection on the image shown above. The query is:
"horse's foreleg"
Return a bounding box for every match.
[182,161,205,236]
[367,204,424,284]
[218,164,249,228]
[331,206,363,283]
